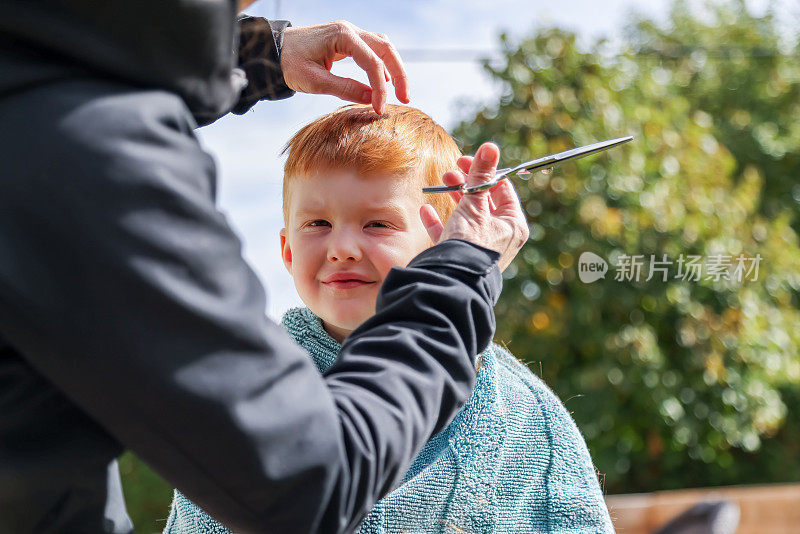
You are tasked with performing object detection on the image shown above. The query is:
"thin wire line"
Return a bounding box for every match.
[395,47,797,63]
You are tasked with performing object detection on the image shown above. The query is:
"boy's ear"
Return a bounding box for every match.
[279,228,292,274]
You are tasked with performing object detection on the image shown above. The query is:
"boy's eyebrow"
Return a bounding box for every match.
[293,202,410,219]
[363,203,409,218]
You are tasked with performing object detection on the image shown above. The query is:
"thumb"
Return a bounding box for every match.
[420,204,443,244]
[465,143,500,189]
[456,143,499,213]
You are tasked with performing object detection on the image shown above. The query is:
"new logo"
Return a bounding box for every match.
[578,252,608,283]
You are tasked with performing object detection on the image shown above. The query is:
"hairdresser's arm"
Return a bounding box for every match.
[1,97,522,532]
[232,16,408,115]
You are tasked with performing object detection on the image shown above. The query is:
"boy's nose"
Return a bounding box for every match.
[327,230,362,262]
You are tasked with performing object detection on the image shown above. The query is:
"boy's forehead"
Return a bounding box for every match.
[286,170,424,212]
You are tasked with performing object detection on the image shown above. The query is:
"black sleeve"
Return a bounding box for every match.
[319,239,501,533]
[231,16,295,114]
[0,80,500,534]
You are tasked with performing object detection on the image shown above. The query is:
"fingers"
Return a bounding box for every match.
[489,174,522,213]
[360,31,411,105]
[437,143,528,270]
[332,23,387,113]
[333,23,410,113]
[311,64,374,105]
[484,165,524,214]
[283,21,410,113]
[445,156,495,209]
[420,204,444,244]
[489,178,529,249]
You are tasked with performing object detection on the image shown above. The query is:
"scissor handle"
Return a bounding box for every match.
[421,167,513,194]
[462,173,510,194]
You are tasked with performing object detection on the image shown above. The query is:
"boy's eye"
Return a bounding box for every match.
[308,220,331,227]
[365,221,391,229]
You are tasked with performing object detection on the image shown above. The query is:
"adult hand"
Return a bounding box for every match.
[420,143,529,272]
[280,21,410,115]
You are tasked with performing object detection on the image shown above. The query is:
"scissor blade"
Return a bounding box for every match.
[512,135,634,174]
[421,135,633,194]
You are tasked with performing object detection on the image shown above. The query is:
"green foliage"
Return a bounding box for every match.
[119,452,173,533]
[628,0,800,227]
[453,0,800,494]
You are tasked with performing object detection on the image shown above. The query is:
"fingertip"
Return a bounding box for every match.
[396,81,410,104]
[419,203,438,226]
[398,89,410,104]
[377,77,388,114]
[373,93,386,114]
[457,155,473,174]
[477,142,500,163]
[420,204,443,243]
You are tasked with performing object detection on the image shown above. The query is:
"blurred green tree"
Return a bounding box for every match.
[452,0,800,494]
[628,0,800,229]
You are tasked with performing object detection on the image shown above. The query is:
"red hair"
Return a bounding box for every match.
[282,104,459,223]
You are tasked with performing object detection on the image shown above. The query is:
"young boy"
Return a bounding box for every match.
[165,105,614,533]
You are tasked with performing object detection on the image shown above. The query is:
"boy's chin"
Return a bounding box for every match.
[319,305,374,333]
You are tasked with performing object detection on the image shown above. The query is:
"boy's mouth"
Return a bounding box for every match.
[321,272,375,290]
[324,280,375,289]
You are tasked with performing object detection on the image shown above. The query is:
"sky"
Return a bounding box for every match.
[198,0,786,319]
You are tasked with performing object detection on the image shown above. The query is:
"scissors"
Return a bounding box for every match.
[422,135,634,195]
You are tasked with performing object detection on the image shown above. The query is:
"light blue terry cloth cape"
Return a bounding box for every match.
[164,307,614,533]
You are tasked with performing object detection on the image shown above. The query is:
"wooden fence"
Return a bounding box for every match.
[605,483,800,533]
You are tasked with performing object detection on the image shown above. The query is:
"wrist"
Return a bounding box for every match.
[279,26,298,92]
[409,240,503,305]
[266,20,295,97]
[231,17,295,115]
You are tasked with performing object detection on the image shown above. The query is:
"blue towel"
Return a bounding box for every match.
[164,307,614,533]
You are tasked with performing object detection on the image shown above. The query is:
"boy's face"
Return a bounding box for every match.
[281,170,432,341]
